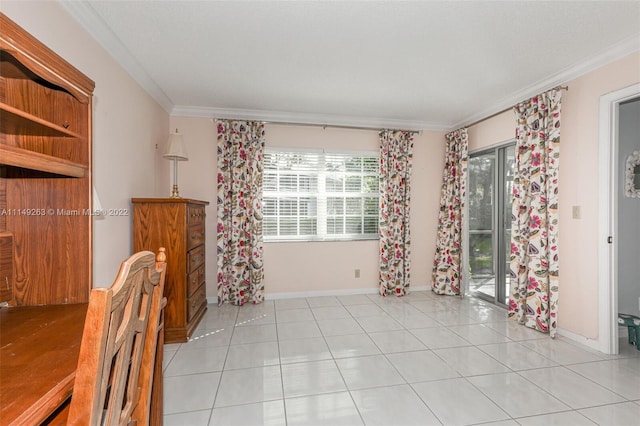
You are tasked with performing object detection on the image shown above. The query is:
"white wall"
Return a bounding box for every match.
[2,1,170,287]
[617,98,640,317]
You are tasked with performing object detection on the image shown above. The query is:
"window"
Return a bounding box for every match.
[263,148,379,241]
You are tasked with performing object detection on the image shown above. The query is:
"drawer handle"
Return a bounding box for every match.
[191,256,199,264]
[191,233,199,240]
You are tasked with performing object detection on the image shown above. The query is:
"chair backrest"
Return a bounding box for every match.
[132,255,168,425]
[67,248,167,426]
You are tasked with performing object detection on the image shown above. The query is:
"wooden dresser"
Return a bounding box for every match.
[132,198,209,343]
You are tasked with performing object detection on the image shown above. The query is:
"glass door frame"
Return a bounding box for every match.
[465,141,515,307]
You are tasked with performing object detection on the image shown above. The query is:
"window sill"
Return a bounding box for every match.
[264,236,379,243]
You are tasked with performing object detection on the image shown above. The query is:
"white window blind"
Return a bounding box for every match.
[263,148,379,241]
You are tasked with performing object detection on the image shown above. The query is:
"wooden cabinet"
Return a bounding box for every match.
[0,13,94,306]
[132,198,209,343]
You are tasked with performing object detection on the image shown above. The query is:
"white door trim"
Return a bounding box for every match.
[597,83,640,354]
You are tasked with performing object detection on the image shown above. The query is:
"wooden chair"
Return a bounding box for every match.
[66,248,167,426]
[132,258,168,425]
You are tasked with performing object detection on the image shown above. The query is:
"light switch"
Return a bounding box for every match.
[572,205,581,219]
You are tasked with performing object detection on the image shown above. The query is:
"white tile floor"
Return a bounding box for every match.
[163,291,640,425]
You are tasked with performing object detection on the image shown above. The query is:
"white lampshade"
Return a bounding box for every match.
[163,129,189,161]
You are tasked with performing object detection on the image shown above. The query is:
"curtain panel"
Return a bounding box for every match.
[216,120,265,305]
[432,128,469,296]
[379,130,414,297]
[509,89,562,337]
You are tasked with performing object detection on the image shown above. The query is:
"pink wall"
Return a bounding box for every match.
[7,1,637,334]
[172,120,446,298]
[467,111,514,151]
[264,125,444,294]
[560,52,639,339]
[467,52,640,340]
[411,129,447,289]
[169,117,218,298]
[263,125,446,295]
[263,125,380,295]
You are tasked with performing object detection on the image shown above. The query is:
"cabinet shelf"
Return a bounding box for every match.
[0,144,86,177]
[0,13,93,308]
[0,103,83,138]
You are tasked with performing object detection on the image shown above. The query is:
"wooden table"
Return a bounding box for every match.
[0,304,87,425]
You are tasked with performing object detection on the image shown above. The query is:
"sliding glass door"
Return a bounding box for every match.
[467,143,515,306]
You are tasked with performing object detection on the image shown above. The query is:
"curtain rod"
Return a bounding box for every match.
[215,118,421,134]
[262,121,422,134]
[216,85,568,133]
[462,85,569,129]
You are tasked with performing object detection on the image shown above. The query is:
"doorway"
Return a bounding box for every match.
[467,142,515,306]
[598,83,640,354]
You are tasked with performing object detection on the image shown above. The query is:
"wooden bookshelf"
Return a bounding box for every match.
[0,13,94,306]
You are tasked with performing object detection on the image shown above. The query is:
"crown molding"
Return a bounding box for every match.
[60,0,174,113]
[171,105,448,132]
[451,34,640,131]
[61,0,638,133]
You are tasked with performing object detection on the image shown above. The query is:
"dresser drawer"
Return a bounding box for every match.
[187,284,206,322]
[187,244,205,273]
[133,198,209,343]
[187,264,205,297]
[187,223,205,250]
[188,205,206,225]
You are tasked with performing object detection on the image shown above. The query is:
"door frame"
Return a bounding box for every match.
[466,141,515,307]
[597,83,640,354]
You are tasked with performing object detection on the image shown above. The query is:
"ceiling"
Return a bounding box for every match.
[62,1,640,131]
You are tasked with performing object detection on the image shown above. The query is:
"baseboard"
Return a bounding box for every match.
[408,285,431,292]
[207,284,432,303]
[265,284,432,300]
[265,287,379,300]
[556,327,603,353]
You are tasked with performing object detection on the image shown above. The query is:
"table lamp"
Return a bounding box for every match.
[163,128,189,198]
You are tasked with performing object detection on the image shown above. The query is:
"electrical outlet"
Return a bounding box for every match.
[354,269,360,278]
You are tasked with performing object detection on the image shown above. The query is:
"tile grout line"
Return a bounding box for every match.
[207,304,240,423]
[273,302,290,426]
[316,295,368,426]
[164,292,640,424]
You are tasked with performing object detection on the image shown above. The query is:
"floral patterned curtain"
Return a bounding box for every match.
[432,128,468,295]
[379,130,414,297]
[216,120,265,305]
[508,89,562,337]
